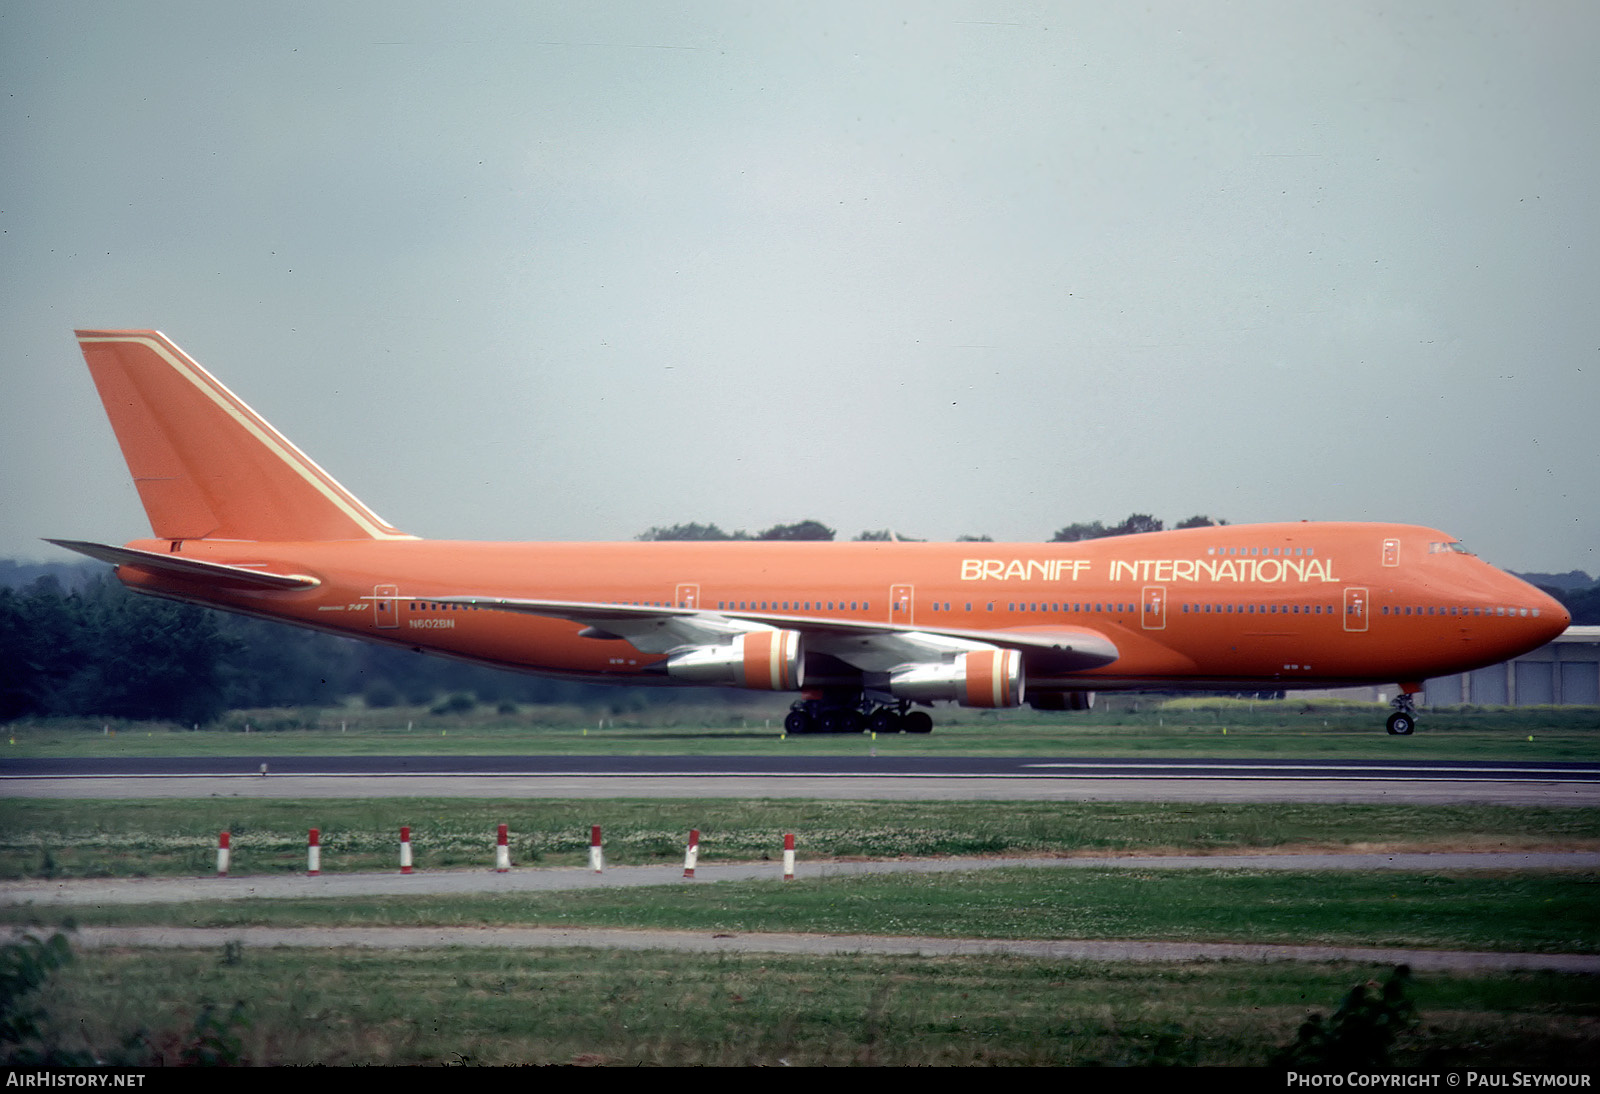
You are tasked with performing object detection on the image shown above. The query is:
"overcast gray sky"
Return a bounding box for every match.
[3,1,1595,573]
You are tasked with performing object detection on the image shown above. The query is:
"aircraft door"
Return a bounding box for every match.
[1343,587,1369,633]
[374,584,399,629]
[675,583,700,609]
[1382,539,1400,567]
[1140,585,1167,630]
[890,584,913,626]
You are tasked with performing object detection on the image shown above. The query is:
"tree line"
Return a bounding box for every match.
[0,574,641,725]
[639,513,1228,542]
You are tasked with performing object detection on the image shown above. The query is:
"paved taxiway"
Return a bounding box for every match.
[4,755,1598,805]
[41,926,1599,974]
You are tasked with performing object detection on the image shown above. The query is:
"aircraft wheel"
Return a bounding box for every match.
[819,709,846,734]
[869,709,903,734]
[903,711,933,734]
[784,710,813,735]
[1385,712,1415,736]
[838,709,866,734]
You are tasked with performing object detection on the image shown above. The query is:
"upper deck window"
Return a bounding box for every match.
[1428,540,1476,556]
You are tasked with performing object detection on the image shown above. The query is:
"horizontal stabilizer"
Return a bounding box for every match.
[46,539,320,590]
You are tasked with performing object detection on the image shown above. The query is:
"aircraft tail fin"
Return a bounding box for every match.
[74,330,413,543]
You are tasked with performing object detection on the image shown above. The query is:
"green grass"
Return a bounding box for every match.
[5,703,1598,1066]
[19,946,1600,1066]
[4,700,1598,759]
[6,798,1598,879]
[8,869,1597,955]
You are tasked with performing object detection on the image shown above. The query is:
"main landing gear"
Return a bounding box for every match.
[1386,691,1418,736]
[784,697,933,735]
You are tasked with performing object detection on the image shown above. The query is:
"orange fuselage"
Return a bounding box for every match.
[113,522,1567,693]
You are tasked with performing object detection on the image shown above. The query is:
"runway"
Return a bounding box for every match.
[4,755,1599,804]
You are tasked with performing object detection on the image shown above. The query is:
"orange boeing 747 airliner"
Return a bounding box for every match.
[53,330,1569,736]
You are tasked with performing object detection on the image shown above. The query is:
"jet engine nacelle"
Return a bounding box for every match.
[665,629,805,691]
[888,649,1024,708]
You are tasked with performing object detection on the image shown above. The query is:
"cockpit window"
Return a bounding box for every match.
[1428,540,1475,556]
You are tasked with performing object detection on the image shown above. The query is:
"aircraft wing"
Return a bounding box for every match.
[426,595,1119,671]
[46,539,321,590]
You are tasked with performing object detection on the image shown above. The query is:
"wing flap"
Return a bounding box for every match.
[427,596,756,653]
[425,596,1118,669]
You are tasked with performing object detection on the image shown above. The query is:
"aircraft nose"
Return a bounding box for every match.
[1536,586,1572,639]
[1507,573,1572,643]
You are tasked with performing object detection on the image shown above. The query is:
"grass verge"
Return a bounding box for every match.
[5,798,1599,879]
[20,945,1600,1066]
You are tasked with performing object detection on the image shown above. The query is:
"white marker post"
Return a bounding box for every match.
[783,833,795,881]
[216,831,230,878]
[683,829,700,879]
[399,826,413,874]
[495,824,510,873]
[307,828,321,876]
[589,825,604,873]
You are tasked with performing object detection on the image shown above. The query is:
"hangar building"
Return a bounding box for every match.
[1423,625,1600,706]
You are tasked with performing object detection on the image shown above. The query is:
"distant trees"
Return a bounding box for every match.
[756,520,835,541]
[640,515,1227,545]
[1049,513,1226,542]
[0,576,227,724]
[1051,513,1164,542]
[1525,579,1600,626]
[637,520,836,542]
[0,573,644,724]
[1568,587,1600,625]
[636,522,744,541]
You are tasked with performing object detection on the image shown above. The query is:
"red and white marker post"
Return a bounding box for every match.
[683,829,700,878]
[495,824,510,873]
[216,831,230,878]
[783,833,795,881]
[589,825,604,873]
[399,826,413,874]
[307,828,321,876]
